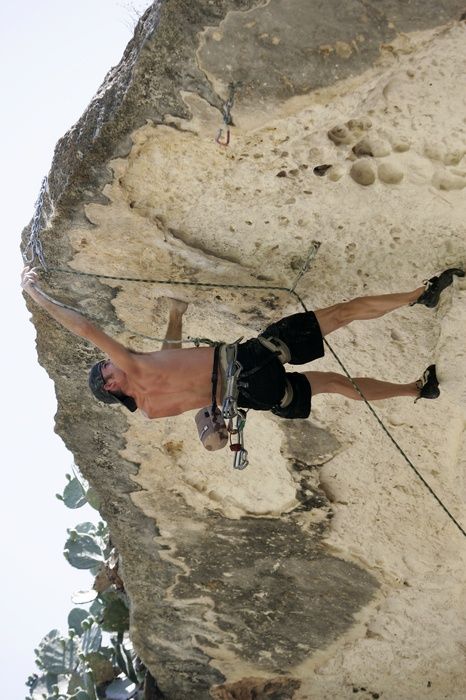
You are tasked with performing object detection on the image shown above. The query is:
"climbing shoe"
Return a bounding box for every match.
[414,364,440,403]
[412,268,464,308]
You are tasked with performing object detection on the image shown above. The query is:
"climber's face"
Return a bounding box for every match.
[101,361,126,393]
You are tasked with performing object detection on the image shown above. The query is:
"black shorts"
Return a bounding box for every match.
[259,310,324,364]
[236,311,324,419]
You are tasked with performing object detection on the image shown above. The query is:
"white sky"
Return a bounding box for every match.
[0,1,151,696]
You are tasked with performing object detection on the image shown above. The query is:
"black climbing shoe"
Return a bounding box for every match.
[415,364,440,403]
[412,268,464,308]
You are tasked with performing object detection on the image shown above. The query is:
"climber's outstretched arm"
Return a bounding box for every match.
[21,266,138,375]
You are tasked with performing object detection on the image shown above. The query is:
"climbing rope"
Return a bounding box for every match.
[290,241,322,294]
[299,297,466,540]
[22,198,466,540]
[40,265,300,346]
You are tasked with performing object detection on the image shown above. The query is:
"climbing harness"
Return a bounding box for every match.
[196,341,249,469]
[215,82,240,147]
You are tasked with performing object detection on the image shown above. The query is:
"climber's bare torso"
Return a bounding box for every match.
[105,346,216,419]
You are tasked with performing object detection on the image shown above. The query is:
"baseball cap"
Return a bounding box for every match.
[88,360,137,412]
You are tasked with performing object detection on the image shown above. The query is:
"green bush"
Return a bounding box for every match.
[26,474,152,700]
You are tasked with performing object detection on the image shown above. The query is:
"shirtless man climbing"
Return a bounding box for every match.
[21,266,464,420]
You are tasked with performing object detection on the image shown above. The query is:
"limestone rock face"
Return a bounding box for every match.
[22,2,466,699]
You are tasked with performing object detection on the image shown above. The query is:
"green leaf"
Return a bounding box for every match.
[36,630,79,674]
[28,672,58,699]
[68,609,89,635]
[121,644,138,684]
[75,522,98,536]
[64,533,104,570]
[89,596,105,620]
[101,596,130,634]
[62,478,87,509]
[80,623,102,656]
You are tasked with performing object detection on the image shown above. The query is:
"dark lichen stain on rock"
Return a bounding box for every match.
[173,514,377,669]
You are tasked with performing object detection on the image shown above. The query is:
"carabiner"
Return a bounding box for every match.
[216,127,230,147]
[234,448,249,470]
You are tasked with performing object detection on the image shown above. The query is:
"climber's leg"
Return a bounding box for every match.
[314,287,425,337]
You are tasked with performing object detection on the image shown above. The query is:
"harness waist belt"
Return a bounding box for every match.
[218,342,236,404]
[215,337,293,410]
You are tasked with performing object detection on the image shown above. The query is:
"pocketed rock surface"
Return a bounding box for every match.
[23,2,466,699]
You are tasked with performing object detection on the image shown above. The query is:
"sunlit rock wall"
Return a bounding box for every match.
[24,2,466,698]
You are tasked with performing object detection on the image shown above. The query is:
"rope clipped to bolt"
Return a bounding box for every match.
[216,82,240,146]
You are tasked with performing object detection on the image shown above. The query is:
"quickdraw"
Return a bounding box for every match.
[215,82,240,147]
[221,343,249,470]
[227,409,249,470]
